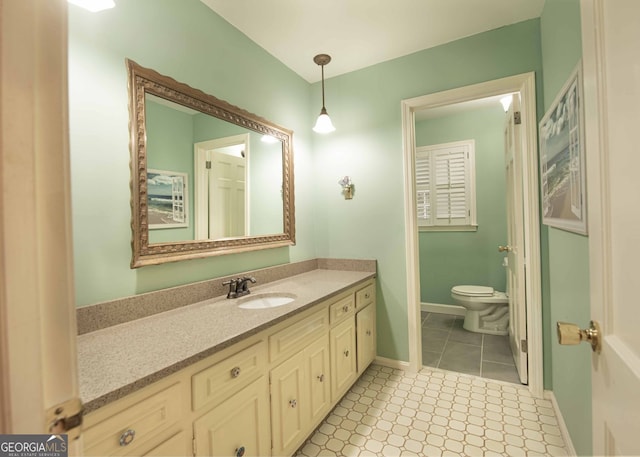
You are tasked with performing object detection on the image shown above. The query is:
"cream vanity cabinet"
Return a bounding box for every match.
[83,378,191,457]
[83,279,376,457]
[192,341,271,457]
[355,281,376,374]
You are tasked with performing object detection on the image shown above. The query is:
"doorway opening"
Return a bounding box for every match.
[401,73,544,397]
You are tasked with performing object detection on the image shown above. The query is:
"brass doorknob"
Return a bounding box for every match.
[557,320,601,353]
[498,245,512,252]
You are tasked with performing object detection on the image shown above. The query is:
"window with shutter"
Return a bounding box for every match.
[415,140,477,231]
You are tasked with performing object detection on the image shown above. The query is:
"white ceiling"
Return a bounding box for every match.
[201,0,545,83]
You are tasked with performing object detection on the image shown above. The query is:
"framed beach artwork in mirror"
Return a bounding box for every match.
[147,169,188,230]
[539,61,587,235]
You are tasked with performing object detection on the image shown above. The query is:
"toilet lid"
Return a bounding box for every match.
[451,285,495,297]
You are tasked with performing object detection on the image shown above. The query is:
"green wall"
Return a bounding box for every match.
[415,106,508,306]
[311,19,543,361]
[68,0,315,306]
[540,1,592,455]
[145,100,195,243]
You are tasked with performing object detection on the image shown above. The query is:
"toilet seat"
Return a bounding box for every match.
[451,285,495,297]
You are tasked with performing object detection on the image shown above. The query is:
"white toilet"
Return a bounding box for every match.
[450,285,509,335]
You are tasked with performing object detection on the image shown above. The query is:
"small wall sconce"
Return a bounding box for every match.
[338,176,354,200]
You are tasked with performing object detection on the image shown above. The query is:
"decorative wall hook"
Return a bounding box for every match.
[338,176,354,200]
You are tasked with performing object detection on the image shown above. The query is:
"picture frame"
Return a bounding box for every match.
[147,169,189,229]
[539,62,587,235]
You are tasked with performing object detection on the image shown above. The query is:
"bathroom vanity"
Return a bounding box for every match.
[78,266,376,457]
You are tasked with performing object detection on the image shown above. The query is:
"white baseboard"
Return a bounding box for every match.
[421,302,466,316]
[544,391,577,457]
[374,356,411,370]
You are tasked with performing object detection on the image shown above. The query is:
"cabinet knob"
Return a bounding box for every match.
[344,350,350,357]
[317,374,325,382]
[289,399,297,408]
[343,305,350,313]
[366,330,372,336]
[119,429,135,447]
[235,446,246,457]
[230,366,241,378]
[365,293,370,299]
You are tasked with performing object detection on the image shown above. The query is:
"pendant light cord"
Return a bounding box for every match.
[321,64,326,109]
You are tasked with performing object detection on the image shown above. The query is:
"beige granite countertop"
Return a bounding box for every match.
[78,268,375,413]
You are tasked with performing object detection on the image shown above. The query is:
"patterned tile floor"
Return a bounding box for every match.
[296,364,568,457]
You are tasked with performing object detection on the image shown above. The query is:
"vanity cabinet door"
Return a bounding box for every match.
[356,303,376,375]
[142,431,190,457]
[305,336,331,426]
[270,350,307,457]
[193,376,270,457]
[330,317,357,402]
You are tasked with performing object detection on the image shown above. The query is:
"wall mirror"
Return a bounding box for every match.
[127,60,295,267]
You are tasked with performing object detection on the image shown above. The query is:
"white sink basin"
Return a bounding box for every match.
[238,293,296,310]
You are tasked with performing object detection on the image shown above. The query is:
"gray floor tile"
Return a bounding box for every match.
[438,341,481,376]
[482,361,522,384]
[448,318,483,345]
[422,350,441,367]
[420,313,520,384]
[423,313,457,329]
[421,328,449,353]
[483,334,514,364]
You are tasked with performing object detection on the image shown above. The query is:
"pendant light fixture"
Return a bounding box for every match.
[312,54,336,133]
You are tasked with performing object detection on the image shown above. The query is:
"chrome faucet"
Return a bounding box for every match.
[223,276,256,299]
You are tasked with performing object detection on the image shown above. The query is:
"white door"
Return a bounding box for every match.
[582,0,640,455]
[210,151,246,238]
[194,136,248,239]
[504,94,528,384]
[1,0,82,449]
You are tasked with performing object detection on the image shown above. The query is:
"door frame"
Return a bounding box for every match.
[401,72,544,397]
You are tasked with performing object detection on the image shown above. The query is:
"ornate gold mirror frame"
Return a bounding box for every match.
[127,59,295,268]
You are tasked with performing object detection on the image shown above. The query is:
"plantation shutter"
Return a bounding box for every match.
[415,141,476,229]
[415,152,431,223]
[433,148,470,226]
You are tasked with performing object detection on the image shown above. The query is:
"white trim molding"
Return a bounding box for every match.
[401,72,544,398]
[374,356,411,371]
[421,302,466,317]
[545,391,578,457]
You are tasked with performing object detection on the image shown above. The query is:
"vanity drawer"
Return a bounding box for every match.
[192,340,267,411]
[84,382,182,456]
[269,308,328,364]
[355,282,375,309]
[329,294,355,324]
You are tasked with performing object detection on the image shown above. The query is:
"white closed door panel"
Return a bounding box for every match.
[582,1,640,455]
[504,94,527,384]
[210,151,246,238]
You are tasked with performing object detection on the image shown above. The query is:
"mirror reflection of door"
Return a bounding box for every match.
[194,134,249,240]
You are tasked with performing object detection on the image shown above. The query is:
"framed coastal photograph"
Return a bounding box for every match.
[147,169,188,229]
[539,62,587,235]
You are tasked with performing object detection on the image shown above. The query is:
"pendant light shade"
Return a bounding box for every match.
[312,54,336,133]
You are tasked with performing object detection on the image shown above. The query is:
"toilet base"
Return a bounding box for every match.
[462,305,509,336]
